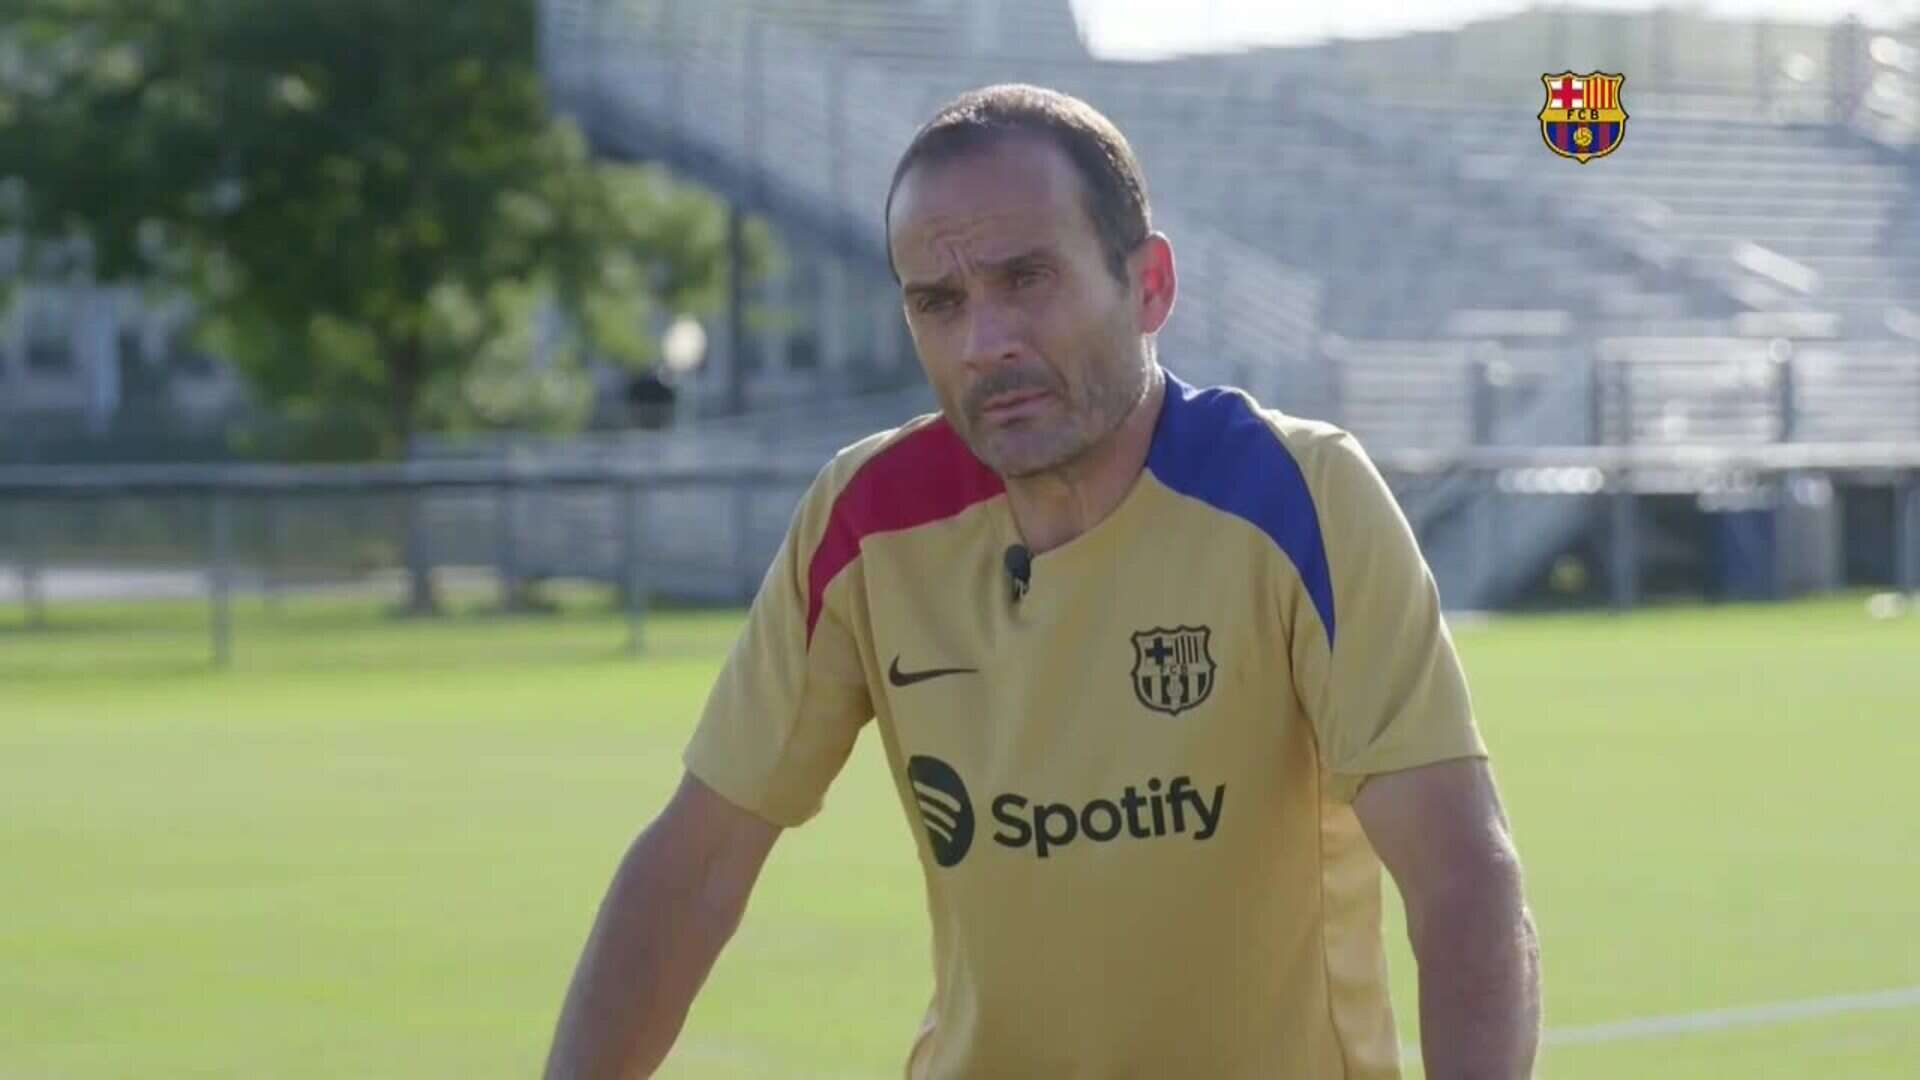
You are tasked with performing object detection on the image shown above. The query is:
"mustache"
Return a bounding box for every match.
[964,368,1060,417]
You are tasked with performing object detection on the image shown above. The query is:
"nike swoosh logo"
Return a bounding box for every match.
[888,656,979,687]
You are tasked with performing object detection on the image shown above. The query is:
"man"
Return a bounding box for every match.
[547,84,1541,1079]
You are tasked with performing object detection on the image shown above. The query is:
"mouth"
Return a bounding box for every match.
[978,387,1054,423]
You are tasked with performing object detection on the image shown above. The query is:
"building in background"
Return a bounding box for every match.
[0,278,248,462]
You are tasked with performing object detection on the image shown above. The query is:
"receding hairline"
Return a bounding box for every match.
[886,130,1116,278]
[884,85,1152,284]
[888,130,1096,233]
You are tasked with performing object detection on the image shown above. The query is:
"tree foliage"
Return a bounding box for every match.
[0,0,772,458]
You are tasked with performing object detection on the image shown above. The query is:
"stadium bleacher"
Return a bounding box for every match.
[512,0,1920,606]
[1405,102,1920,336]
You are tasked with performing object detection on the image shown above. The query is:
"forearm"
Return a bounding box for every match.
[545,831,745,1080]
[1407,872,1542,1079]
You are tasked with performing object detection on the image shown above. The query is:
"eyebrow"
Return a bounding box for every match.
[900,248,1054,298]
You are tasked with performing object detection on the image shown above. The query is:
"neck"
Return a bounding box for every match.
[1006,367,1166,555]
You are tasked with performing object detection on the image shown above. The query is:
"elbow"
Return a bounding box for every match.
[1409,855,1542,1029]
[1406,852,1543,1052]
[614,818,754,943]
[1405,844,1533,961]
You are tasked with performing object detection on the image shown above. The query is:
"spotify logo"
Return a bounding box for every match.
[907,755,974,868]
[905,755,1228,868]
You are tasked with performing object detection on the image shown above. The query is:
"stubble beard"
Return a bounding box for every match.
[960,340,1149,480]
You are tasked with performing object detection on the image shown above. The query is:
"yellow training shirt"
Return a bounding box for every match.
[684,372,1486,1078]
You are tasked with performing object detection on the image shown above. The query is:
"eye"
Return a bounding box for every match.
[1010,266,1047,289]
[916,293,959,315]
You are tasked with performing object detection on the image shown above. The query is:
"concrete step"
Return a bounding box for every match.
[1450,137,1887,174]
[1453,144,1907,185]
[1667,216,1886,241]
[1810,276,1917,301]
[1541,168,1908,197]
[1640,194,1906,219]
[1750,234,1894,258]
[1799,254,1920,279]
[1593,316,1741,337]
[1593,291,1694,318]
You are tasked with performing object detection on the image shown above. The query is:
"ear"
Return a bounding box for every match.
[1130,233,1177,336]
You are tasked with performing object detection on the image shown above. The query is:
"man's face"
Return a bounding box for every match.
[888,136,1150,478]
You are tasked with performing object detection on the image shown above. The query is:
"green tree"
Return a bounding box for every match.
[1,0,774,608]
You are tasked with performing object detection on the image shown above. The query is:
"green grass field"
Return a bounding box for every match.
[3,592,1918,1077]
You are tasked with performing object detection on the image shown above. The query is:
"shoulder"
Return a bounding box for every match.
[789,413,1003,640]
[1175,386,1414,565]
[799,412,1004,535]
[1151,377,1349,642]
[1149,377,1365,504]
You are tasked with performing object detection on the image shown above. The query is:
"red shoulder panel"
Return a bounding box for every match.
[805,419,1004,643]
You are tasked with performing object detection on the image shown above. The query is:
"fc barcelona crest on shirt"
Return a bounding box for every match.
[1538,72,1627,163]
[1130,626,1215,717]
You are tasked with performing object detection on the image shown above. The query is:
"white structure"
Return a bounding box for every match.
[0,282,245,441]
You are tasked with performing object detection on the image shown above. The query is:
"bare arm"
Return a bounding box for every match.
[1353,758,1541,1079]
[545,772,782,1080]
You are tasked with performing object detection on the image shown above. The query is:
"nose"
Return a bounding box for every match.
[961,297,1027,373]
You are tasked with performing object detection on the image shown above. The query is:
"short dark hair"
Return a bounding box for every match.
[884,84,1152,285]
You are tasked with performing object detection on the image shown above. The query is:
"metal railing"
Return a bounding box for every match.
[5,444,1917,664]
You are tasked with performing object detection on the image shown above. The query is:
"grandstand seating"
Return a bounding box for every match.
[711,0,1088,62]
[1792,340,1920,443]
[1597,337,1787,446]
[553,10,1327,411]
[1401,102,1920,337]
[527,0,1920,606]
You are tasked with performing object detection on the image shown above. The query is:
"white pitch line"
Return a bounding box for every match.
[1545,984,1920,1046]
[1404,984,1920,1063]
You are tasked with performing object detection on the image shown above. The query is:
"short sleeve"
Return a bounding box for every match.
[1287,431,1485,803]
[682,465,874,827]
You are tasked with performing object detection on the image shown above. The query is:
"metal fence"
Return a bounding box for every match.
[4,445,1915,667]
[0,460,817,665]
